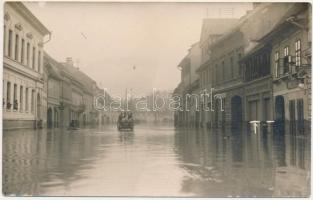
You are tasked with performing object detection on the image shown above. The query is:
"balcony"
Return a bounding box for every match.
[273,56,311,89]
[242,50,271,83]
[274,56,309,82]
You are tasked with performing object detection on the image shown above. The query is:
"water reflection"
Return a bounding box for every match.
[174,125,310,197]
[118,131,134,144]
[2,123,310,197]
[3,128,111,195]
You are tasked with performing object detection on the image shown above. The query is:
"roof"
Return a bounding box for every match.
[199,18,239,45]
[178,54,190,68]
[240,43,268,62]
[7,2,50,35]
[61,62,96,92]
[190,41,200,48]
[172,83,183,95]
[196,58,211,73]
[44,52,62,80]
[44,52,102,97]
[209,3,270,49]
[257,3,308,43]
[238,3,308,62]
[242,3,307,59]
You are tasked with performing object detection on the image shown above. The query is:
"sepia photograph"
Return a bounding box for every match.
[1,0,312,197]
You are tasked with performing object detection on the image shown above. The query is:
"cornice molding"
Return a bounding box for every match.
[4,12,10,21]
[26,32,33,39]
[8,2,50,35]
[15,23,23,31]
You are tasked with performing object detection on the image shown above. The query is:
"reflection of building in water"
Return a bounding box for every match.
[3,130,48,194]
[174,128,273,197]
[173,126,309,197]
[3,129,109,195]
[273,126,310,197]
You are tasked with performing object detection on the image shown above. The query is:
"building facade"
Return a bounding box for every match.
[239,3,304,127]
[174,3,311,132]
[3,2,50,130]
[174,42,202,127]
[241,44,273,123]
[208,3,301,129]
[208,27,245,129]
[259,3,311,133]
[44,55,104,129]
[44,53,62,128]
[196,18,239,128]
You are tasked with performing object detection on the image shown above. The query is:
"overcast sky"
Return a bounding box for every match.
[25,2,252,96]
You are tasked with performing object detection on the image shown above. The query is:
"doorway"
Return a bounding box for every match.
[231,95,243,129]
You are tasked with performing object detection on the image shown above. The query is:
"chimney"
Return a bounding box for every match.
[246,10,252,15]
[252,3,262,9]
[66,57,74,66]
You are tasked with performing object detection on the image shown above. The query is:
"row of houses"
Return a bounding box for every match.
[3,2,108,130]
[173,3,311,134]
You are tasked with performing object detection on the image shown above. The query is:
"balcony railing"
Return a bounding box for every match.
[275,56,311,80]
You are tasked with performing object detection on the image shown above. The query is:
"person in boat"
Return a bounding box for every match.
[70,120,75,128]
[118,112,123,123]
[127,112,133,121]
[119,112,127,123]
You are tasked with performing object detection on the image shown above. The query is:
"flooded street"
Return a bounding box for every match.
[3,124,310,197]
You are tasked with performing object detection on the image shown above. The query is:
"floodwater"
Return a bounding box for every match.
[2,123,311,197]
